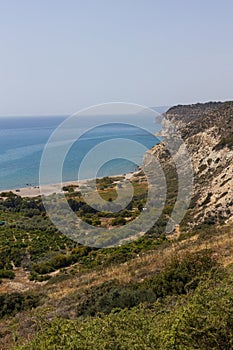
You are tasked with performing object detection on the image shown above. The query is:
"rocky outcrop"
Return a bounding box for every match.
[150,101,233,228]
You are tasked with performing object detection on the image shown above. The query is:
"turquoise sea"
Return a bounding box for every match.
[0,115,162,190]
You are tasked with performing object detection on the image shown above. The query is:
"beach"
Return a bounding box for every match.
[3,172,136,198]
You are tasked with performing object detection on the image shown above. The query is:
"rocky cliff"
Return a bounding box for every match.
[150,101,233,228]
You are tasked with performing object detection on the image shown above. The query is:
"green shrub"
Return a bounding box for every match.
[14,273,233,350]
[0,269,15,279]
[112,217,126,226]
[75,250,218,317]
[0,292,41,319]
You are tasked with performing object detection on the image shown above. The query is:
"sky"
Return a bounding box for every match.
[0,0,233,116]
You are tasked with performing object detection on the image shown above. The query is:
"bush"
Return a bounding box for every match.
[112,217,126,226]
[75,250,218,317]
[0,269,15,279]
[0,292,41,319]
[15,274,233,350]
[145,250,218,298]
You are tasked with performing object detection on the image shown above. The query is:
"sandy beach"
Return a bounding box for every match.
[2,172,136,198]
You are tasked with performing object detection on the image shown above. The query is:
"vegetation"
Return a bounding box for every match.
[0,292,41,319]
[0,175,174,280]
[13,259,233,350]
[0,269,15,282]
[0,162,232,349]
[1,190,230,349]
[75,250,218,317]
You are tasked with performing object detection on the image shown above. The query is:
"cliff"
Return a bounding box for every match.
[150,101,233,228]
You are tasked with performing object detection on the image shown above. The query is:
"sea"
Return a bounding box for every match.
[0,114,162,190]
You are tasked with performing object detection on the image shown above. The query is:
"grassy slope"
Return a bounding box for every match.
[0,168,232,348]
[0,221,232,349]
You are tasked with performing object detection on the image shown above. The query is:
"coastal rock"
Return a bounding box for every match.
[149,101,233,227]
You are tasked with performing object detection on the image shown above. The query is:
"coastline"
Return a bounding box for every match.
[1,172,136,198]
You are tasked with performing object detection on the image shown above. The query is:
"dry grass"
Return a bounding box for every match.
[0,223,232,350]
[1,224,232,300]
[45,225,232,300]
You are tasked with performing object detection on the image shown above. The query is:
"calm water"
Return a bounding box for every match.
[0,115,161,190]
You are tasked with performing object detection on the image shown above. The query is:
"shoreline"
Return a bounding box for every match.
[1,172,137,198]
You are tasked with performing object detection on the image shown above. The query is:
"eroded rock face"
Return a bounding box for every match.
[150,101,233,227]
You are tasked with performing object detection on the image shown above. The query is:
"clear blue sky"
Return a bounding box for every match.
[0,0,233,116]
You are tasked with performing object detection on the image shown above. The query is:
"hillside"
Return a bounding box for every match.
[150,101,233,228]
[0,101,232,349]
